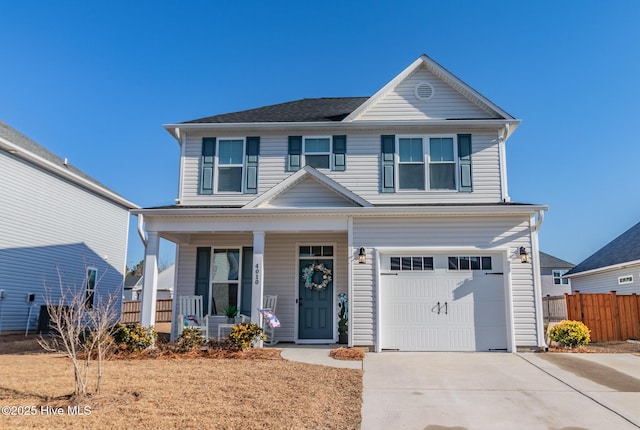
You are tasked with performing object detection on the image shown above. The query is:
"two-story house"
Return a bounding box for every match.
[134,54,547,352]
[0,121,138,334]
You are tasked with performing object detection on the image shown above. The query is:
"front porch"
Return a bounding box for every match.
[139,220,353,345]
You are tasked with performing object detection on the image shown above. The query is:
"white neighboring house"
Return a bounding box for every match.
[134,54,548,352]
[129,265,175,301]
[539,252,574,297]
[0,121,139,334]
[565,221,640,295]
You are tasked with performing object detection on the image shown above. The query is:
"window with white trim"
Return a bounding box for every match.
[390,256,434,271]
[398,138,425,190]
[448,256,492,271]
[397,135,457,191]
[211,249,240,315]
[216,139,244,192]
[552,270,569,285]
[85,267,97,310]
[303,137,331,169]
[618,275,633,285]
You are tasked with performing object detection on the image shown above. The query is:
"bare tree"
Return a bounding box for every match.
[38,266,120,399]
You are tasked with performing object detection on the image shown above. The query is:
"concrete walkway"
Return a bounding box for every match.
[362,352,640,430]
[277,344,363,369]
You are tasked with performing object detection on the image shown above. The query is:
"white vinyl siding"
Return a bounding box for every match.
[180,129,503,206]
[0,153,129,333]
[356,65,497,121]
[570,264,640,295]
[352,215,538,349]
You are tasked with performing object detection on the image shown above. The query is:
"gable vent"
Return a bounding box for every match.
[415,81,434,101]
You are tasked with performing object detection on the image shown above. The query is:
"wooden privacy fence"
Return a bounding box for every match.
[121,299,173,323]
[566,292,640,342]
[542,295,567,323]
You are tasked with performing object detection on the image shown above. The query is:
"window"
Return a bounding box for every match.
[85,267,97,309]
[552,270,569,285]
[448,256,492,271]
[381,134,471,193]
[211,249,240,315]
[429,137,455,190]
[299,245,333,257]
[200,137,260,195]
[390,256,434,271]
[619,275,633,285]
[398,138,425,190]
[217,139,244,192]
[304,137,331,169]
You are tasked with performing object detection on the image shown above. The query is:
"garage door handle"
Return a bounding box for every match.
[381,273,398,276]
[437,301,448,315]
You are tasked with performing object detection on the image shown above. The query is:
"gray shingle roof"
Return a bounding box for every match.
[182,97,369,124]
[539,252,574,269]
[565,221,640,275]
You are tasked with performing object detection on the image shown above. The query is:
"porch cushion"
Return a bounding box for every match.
[183,314,200,326]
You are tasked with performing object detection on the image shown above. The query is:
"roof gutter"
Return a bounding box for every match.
[564,258,640,279]
[163,119,521,141]
[131,204,548,217]
[0,137,139,210]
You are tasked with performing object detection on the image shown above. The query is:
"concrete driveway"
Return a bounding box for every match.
[362,352,640,430]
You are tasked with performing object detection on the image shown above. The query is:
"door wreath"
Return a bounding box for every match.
[301,262,332,291]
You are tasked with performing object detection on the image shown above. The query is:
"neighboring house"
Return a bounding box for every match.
[0,121,138,334]
[565,221,640,295]
[539,252,574,297]
[123,275,141,301]
[134,54,548,352]
[129,265,175,301]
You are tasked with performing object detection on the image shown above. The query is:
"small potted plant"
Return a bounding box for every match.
[224,305,238,324]
[338,293,348,344]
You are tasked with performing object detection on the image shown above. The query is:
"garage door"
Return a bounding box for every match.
[380,253,507,351]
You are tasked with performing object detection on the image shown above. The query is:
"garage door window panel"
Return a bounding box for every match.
[448,256,492,271]
[390,256,434,271]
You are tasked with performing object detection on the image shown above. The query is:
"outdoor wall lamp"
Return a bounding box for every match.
[358,247,367,264]
[519,246,529,263]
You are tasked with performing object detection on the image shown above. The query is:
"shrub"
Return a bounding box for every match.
[228,322,265,350]
[177,327,205,352]
[112,323,157,352]
[548,320,591,348]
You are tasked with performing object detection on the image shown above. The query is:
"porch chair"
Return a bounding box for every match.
[262,295,278,346]
[177,295,210,339]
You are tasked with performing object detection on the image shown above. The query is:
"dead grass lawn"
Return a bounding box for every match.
[0,349,362,429]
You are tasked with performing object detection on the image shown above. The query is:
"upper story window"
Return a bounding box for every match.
[217,139,244,192]
[85,267,97,310]
[381,134,472,193]
[200,137,260,195]
[304,137,331,169]
[552,270,569,285]
[288,135,346,172]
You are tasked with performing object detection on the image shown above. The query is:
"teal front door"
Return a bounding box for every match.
[298,256,334,340]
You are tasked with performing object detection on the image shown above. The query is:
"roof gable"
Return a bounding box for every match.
[566,221,640,276]
[344,54,515,122]
[244,166,372,209]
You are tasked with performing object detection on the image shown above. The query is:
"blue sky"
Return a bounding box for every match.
[2,1,639,268]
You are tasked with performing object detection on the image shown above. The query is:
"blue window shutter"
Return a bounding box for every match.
[288,136,302,171]
[245,136,260,194]
[200,138,216,195]
[332,135,347,171]
[381,135,396,193]
[195,247,211,315]
[457,134,473,192]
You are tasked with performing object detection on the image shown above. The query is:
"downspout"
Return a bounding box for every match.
[531,209,546,349]
[499,125,510,203]
[137,214,147,247]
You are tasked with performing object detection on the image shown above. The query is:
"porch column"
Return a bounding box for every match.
[140,232,159,327]
[251,231,265,347]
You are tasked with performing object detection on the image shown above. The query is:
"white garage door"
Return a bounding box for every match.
[380,253,508,351]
